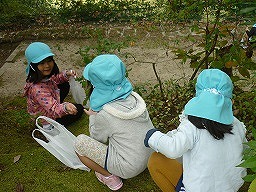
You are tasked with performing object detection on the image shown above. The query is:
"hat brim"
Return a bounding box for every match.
[31,53,54,64]
[83,63,91,80]
[184,92,234,125]
[89,78,133,111]
[26,53,54,75]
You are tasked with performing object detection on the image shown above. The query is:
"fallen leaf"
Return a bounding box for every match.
[233,109,239,116]
[14,155,21,163]
[225,61,237,68]
[16,183,24,192]
[0,163,5,171]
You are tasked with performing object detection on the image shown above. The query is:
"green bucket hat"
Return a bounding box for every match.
[184,69,234,125]
[83,54,133,111]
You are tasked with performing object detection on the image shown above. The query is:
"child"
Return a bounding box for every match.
[246,23,256,45]
[24,42,84,129]
[144,69,247,192]
[241,23,256,57]
[74,54,154,191]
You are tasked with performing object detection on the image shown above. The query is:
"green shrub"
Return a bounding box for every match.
[56,0,157,23]
[233,89,256,138]
[79,28,130,64]
[135,80,195,132]
[0,0,53,28]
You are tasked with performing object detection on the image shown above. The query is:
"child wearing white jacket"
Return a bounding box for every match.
[144,69,247,192]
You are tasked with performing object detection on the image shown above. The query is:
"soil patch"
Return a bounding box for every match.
[0,23,196,98]
[0,23,255,98]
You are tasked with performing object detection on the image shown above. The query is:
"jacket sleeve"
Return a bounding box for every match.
[89,112,111,144]
[144,128,159,147]
[51,70,69,84]
[32,86,68,118]
[147,120,199,159]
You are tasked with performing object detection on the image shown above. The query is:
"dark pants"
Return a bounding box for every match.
[175,174,184,192]
[58,82,70,103]
[56,82,84,127]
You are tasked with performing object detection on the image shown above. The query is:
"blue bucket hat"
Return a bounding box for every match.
[184,69,234,125]
[25,42,55,74]
[83,54,133,111]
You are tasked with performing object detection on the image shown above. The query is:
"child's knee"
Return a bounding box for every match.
[74,134,108,167]
[74,134,108,157]
[148,152,160,170]
[74,134,91,156]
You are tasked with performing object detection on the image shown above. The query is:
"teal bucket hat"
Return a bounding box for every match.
[83,54,133,111]
[184,69,234,125]
[25,42,55,74]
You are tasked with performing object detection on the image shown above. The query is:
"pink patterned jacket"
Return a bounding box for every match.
[24,71,69,124]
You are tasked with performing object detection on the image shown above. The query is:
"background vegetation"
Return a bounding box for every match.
[1,0,256,191]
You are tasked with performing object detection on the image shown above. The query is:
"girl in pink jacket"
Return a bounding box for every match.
[23,42,84,129]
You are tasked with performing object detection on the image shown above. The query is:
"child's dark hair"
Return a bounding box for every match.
[86,81,93,97]
[26,57,59,83]
[188,115,233,140]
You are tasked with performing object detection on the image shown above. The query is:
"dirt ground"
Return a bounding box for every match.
[0,23,255,98]
[0,38,194,98]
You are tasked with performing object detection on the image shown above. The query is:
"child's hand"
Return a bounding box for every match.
[66,69,77,78]
[84,108,97,116]
[65,103,78,115]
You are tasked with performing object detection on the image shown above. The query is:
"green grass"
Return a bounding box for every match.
[0,96,160,191]
[0,93,251,191]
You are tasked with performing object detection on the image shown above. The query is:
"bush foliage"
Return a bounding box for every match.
[1,0,255,28]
